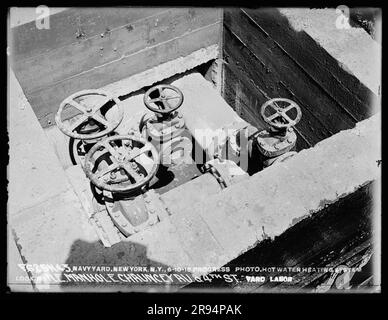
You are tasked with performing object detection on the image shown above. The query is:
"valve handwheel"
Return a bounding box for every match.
[84,135,160,193]
[260,98,302,130]
[55,90,124,140]
[143,84,184,115]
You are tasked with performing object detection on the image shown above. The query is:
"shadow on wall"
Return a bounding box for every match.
[58,239,183,292]
[349,8,381,41]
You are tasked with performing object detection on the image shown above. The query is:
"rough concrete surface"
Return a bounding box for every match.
[8,69,73,215]
[102,45,219,98]
[8,69,99,291]
[280,8,381,96]
[171,72,247,153]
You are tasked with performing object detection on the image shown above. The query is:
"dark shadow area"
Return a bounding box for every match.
[150,165,176,190]
[59,239,192,292]
[349,8,381,41]
[151,162,203,195]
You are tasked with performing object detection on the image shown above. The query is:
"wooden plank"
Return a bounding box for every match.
[222,55,312,150]
[223,23,340,147]
[24,22,222,128]
[223,10,361,143]
[10,7,168,62]
[243,8,374,121]
[13,8,221,94]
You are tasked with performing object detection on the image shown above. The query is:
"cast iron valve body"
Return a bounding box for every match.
[141,84,192,167]
[256,98,302,167]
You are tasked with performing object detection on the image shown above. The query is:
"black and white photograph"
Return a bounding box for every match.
[7,5,381,297]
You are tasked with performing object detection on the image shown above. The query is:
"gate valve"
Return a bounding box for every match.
[141,84,192,167]
[141,84,186,141]
[143,84,184,117]
[256,98,302,158]
[261,98,302,132]
[55,90,124,140]
[84,135,160,193]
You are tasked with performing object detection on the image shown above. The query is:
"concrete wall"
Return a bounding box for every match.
[9,7,222,128]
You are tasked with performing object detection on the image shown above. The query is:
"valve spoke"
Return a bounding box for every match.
[122,163,143,182]
[280,112,294,124]
[93,97,112,112]
[128,145,152,161]
[92,113,110,128]
[70,115,89,131]
[283,103,296,113]
[96,163,120,179]
[68,99,88,113]
[267,112,280,122]
[271,101,282,111]
[104,141,120,160]
[159,100,169,110]
[163,95,180,100]
[149,98,162,103]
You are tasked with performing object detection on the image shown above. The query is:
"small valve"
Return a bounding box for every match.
[256,98,302,166]
[140,84,192,167]
[260,98,302,132]
[143,84,184,117]
[141,84,185,142]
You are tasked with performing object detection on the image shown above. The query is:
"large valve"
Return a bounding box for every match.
[55,90,124,140]
[84,135,160,193]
